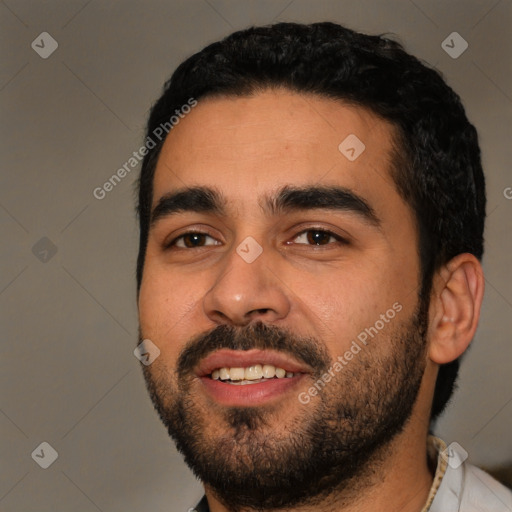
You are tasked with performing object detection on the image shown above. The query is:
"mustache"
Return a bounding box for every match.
[176,321,330,378]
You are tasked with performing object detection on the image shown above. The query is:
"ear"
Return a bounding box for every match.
[428,253,485,364]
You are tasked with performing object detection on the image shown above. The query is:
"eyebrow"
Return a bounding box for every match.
[151,187,224,226]
[150,185,381,227]
[266,185,380,226]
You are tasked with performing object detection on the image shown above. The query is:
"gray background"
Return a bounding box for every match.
[1,1,511,511]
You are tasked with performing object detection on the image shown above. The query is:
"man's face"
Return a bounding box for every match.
[138,90,428,509]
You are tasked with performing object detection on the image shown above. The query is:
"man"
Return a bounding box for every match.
[134,22,512,511]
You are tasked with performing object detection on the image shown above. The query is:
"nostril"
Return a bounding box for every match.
[247,308,271,318]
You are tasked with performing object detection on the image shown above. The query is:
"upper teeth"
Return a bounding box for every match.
[211,364,294,381]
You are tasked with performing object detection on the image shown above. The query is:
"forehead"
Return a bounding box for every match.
[152,89,400,215]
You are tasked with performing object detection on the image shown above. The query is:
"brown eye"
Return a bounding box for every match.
[293,229,341,246]
[169,232,220,249]
[183,233,207,248]
[307,230,332,245]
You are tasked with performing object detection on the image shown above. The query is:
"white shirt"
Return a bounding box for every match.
[428,437,512,512]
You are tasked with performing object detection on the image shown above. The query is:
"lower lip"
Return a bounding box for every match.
[199,375,305,406]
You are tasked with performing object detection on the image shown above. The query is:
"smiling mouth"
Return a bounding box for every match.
[210,364,296,385]
[195,349,309,405]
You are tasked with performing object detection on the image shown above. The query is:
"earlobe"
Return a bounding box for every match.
[428,253,485,365]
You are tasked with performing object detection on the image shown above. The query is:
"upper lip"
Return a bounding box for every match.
[195,349,312,377]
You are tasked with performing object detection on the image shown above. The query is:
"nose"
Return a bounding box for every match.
[202,240,291,327]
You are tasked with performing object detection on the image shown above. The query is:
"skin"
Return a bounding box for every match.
[138,89,484,511]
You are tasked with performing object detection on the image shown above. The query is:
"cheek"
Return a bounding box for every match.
[138,270,167,333]
[286,266,376,345]
[138,267,195,362]
[292,258,412,357]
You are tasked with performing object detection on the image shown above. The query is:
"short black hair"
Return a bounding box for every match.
[136,22,486,423]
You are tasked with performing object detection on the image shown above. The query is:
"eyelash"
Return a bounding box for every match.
[165,228,348,250]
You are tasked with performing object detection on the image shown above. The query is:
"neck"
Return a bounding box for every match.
[204,420,434,512]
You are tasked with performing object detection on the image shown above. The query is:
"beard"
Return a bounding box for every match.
[140,301,428,511]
